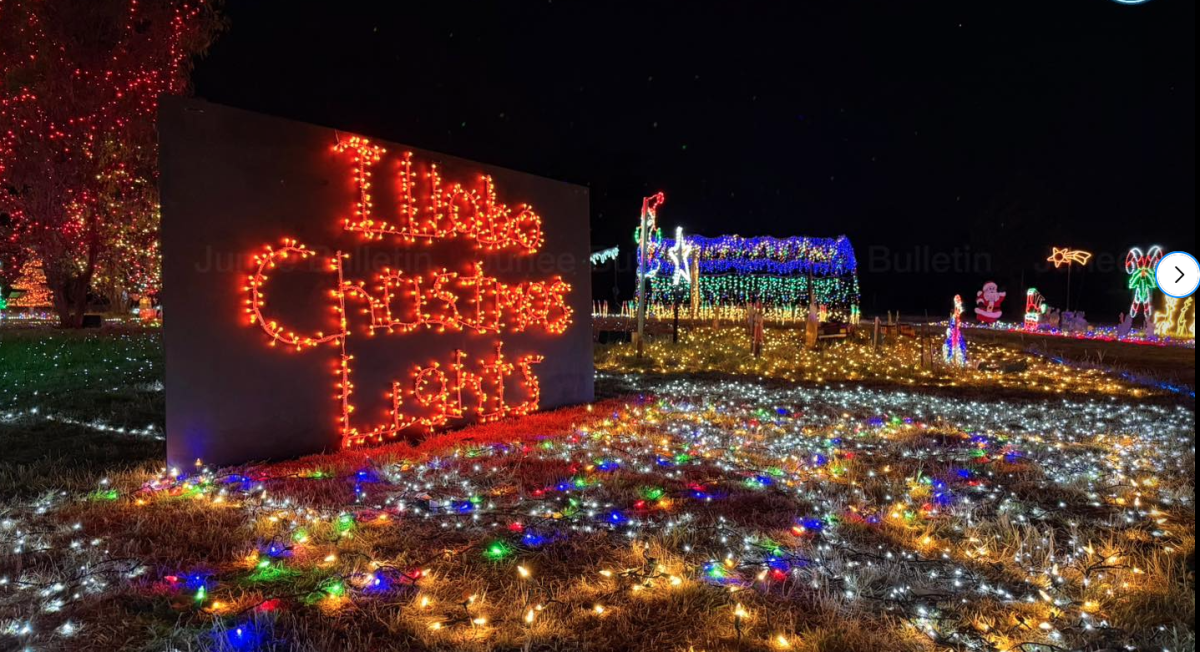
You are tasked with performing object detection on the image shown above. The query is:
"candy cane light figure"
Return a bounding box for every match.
[1024,288,1047,330]
[1125,246,1163,322]
[634,192,666,358]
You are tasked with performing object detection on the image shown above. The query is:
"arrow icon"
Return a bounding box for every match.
[1155,252,1198,299]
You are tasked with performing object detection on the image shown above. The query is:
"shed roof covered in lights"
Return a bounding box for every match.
[647,233,860,320]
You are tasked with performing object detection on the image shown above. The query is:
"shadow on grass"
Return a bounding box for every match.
[0,421,163,496]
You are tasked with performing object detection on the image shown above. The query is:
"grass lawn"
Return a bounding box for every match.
[597,325,1192,403]
[1,326,1194,652]
[1,326,165,495]
[962,327,1196,392]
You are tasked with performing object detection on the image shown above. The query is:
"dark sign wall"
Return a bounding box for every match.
[160,98,593,467]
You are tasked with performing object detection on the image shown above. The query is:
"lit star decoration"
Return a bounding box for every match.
[241,141,572,448]
[667,227,693,287]
[1046,247,1092,268]
[1125,246,1163,320]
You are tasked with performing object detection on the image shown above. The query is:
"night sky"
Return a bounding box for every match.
[192,0,1195,318]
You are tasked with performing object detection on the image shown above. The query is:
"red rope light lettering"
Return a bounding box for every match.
[242,145,571,448]
[334,145,544,253]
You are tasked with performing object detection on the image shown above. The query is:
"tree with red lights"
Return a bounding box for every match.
[0,0,223,326]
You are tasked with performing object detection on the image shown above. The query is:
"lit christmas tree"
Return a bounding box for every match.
[0,0,223,326]
[7,256,52,308]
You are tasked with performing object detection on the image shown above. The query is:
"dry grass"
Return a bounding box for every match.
[596,326,1179,402]
[963,326,1196,391]
[1,327,1194,651]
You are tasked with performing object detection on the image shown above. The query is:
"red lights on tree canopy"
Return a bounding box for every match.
[242,147,572,449]
[0,0,222,326]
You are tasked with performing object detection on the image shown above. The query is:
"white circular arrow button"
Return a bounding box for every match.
[1155,251,1200,299]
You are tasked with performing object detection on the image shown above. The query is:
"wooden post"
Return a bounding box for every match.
[635,198,649,358]
[634,193,663,358]
[918,320,924,367]
[752,306,764,357]
[873,316,881,351]
[1066,263,1072,314]
[672,301,680,343]
[690,250,700,320]
[805,299,819,350]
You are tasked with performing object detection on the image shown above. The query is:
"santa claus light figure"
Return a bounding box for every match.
[974,281,1006,323]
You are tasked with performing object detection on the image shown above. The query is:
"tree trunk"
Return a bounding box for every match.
[45,238,98,328]
[50,272,91,328]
